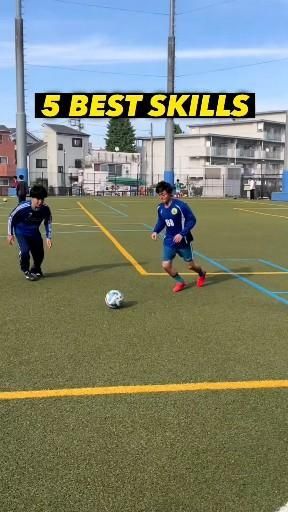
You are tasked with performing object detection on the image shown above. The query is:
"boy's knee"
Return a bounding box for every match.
[162,260,171,270]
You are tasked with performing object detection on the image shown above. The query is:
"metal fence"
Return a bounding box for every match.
[240,175,282,199]
[1,172,283,199]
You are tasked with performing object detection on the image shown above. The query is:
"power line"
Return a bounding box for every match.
[27,56,288,80]
[26,64,166,79]
[50,0,169,16]
[177,56,288,77]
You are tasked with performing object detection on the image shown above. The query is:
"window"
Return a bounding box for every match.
[0,135,3,144]
[108,164,122,177]
[0,178,8,185]
[75,159,82,168]
[205,167,221,179]
[72,138,82,148]
[36,159,47,168]
[0,156,8,164]
[58,166,63,173]
[58,143,63,150]
[227,168,240,180]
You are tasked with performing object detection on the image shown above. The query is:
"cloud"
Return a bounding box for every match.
[3,37,288,68]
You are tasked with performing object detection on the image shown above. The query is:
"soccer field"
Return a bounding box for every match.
[1,196,288,512]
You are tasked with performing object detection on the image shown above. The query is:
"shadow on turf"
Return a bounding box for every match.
[204,267,252,286]
[121,300,138,309]
[46,262,143,278]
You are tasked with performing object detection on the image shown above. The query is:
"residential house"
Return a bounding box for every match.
[0,125,16,195]
[28,123,90,190]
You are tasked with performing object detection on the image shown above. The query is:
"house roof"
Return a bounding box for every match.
[0,125,9,132]
[8,128,41,143]
[44,123,89,137]
[27,141,47,154]
[137,132,285,143]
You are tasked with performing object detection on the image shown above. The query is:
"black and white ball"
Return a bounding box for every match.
[105,290,124,309]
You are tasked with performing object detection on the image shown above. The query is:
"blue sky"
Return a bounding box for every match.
[1,0,288,147]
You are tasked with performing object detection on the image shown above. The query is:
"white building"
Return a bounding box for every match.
[28,124,90,190]
[138,111,286,187]
[84,150,141,194]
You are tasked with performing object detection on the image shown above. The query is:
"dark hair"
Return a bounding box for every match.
[155,181,173,195]
[19,174,24,180]
[30,185,48,200]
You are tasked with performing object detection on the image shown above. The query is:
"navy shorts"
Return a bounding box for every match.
[163,243,193,262]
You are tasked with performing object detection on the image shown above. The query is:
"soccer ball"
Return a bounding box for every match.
[2,198,7,203]
[105,290,124,309]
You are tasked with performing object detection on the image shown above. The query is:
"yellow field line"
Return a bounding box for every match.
[234,208,288,220]
[146,271,288,276]
[1,380,288,401]
[78,202,148,276]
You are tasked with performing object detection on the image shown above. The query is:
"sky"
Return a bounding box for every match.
[1,0,288,147]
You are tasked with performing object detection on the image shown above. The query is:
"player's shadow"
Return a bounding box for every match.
[46,262,143,278]
[204,267,252,286]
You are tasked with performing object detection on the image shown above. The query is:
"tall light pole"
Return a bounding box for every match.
[150,122,154,186]
[15,0,28,182]
[164,0,175,186]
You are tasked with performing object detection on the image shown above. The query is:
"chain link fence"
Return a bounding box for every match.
[1,172,283,199]
[240,175,282,199]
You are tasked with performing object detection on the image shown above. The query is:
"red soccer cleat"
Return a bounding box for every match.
[173,282,187,293]
[197,272,206,288]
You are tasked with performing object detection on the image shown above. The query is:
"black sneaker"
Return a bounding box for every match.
[30,268,44,278]
[24,271,39,281]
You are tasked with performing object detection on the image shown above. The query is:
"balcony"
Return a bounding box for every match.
[261,150,283,160]
[236,148,257,159]
[210,147,234,158]
[264,131,284,142]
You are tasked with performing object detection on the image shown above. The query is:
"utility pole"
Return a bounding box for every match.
[150,123,154,186]
[15,0,28,182]
[164,0,176,186]
[69,119,84,132]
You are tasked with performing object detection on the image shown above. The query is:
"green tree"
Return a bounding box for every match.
[174,123,183,134]
[105,119,136,152]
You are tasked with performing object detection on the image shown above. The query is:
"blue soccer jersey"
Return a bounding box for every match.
[8,201,52,239]
[153,199,196,247]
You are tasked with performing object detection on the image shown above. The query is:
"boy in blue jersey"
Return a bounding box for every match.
[151,181,206,292]
[7,185,52,281]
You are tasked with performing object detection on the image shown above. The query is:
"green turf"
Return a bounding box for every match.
[0,197,288,511]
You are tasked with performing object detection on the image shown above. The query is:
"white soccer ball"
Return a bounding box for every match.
[105,290,124,309]
[2,198,7,203]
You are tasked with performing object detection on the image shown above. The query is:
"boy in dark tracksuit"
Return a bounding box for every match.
[16,174,29,203]
[7,185,52,281]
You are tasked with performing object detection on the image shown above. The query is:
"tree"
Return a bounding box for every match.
[174,123,183,134]
[105,119,136,153]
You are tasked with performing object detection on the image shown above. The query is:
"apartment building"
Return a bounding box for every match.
[138,111,286,186]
